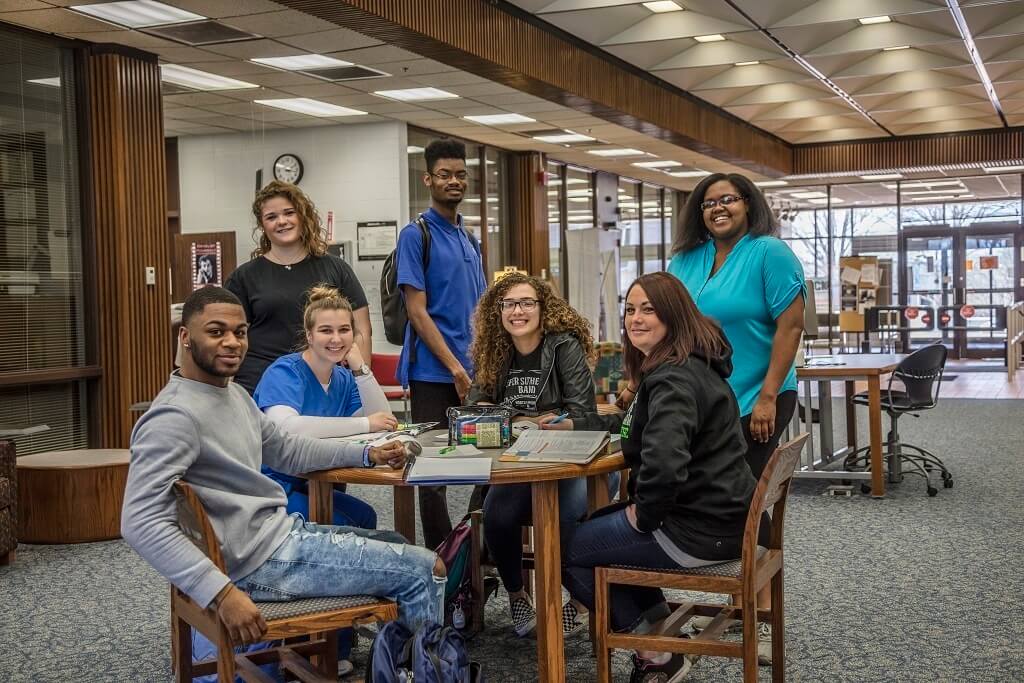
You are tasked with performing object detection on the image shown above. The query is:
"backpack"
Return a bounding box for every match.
[367,621,482,683]
[435,514,476,630]
[380,216,431,346]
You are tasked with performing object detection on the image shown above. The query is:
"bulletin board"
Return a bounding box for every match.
[838,255,879,333]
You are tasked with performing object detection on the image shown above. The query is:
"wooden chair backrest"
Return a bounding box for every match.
[174,480,227,573]
[741,433,808,565]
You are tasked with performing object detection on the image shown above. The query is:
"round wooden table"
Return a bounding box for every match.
[304,435,625,683]
[17,449,130,544]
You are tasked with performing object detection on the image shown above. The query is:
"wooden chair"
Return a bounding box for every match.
[593,433,809,683]
[170,480,398,682]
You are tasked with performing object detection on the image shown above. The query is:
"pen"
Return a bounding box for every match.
[548,412,569,424]
[439,445,456,455]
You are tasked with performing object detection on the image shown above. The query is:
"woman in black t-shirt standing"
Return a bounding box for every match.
[226,181,371,394]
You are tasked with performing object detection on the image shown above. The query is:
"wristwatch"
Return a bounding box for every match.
[352,363,371,377]
[362,445,375,468]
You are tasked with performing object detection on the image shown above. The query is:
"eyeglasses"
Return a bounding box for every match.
[498,298,539,312]
[430,171,469,182]
[700,194,746,211]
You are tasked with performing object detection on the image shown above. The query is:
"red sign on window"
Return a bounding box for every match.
[960,304,976,319]
[905,306,919,320]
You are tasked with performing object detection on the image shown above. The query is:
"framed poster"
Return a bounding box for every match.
[356,220,397,260]
[191,241,223,290]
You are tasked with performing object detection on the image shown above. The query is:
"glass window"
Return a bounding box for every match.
[565,166,594,231]
[406,128,433,221]
[0,26,87,454]
[546,161,564,293]
[641,184,663,274]
[618,179,640,298]
[774,186,829,314]
[830,183,899,310]
[483,146,508,276]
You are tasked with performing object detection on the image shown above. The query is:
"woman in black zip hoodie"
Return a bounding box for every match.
[466,272,607,639]
[553,272,758,682]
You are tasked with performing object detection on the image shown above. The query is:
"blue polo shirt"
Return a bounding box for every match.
[253,352,362,490]
[396,207,486,386]
[667,234,805,416]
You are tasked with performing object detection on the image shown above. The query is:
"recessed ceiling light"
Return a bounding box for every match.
[643,1,683,12]
[251,55,352,71]
[807,197,841,205]
[735,61,760,66]
[860,173,903,180]
[632,160,682,169]
[756,180,788,187]
[901,188,973,195]
[910,195,957,201]
[983,164,1024,172]
[532,131,596,144]
[859,15,891,25]
[666,170,708,178]
[891,180,964,189]
[373,87,459,102]
[27,77,61,87]
[253,98,366,117]
[792,191,829,199]
[407,145,425,154]
[160,64,258,91]
[587,148,647,157]
[883,45,910,51]
[70,0,204,28]
[463,113,537,125]
[694,34,726,43]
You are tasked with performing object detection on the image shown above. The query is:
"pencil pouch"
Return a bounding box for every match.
[446,405,513,448]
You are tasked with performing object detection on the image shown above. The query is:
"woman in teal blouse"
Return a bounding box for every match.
[667,173,805,481]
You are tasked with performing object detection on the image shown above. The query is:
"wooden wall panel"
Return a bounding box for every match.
[794,128,1024,175]
[276,0,793,176]
[84,46,170,447]
[507,152,548,277]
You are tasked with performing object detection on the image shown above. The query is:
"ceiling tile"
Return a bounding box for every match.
[874,103,1000,125]
[202,39,301,60]
[726,81,836,105]
[329,44,429,65]
[847,69,978,96]
[540,5,650,45]
[275,27,382,53]
[0,7,113,33]
[787,127,886,144]
[748,98,859,120]
[169,0,284,19]
[823,47,968,78]
[866,88,989,111]
[650,37,788,70]
[805,22,959,56]
[767,0,944,29]
[889,118,1004,135]
[601,11,751,45]
[213,10,338,38]
[689,61,814,90]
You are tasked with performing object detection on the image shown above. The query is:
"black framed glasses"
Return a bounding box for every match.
[498,298,539,312]
[430,171,469,182]
[700,194,747,211]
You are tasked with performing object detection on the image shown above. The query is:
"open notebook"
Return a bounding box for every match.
[404,456,492,485]
[498,430,613,465]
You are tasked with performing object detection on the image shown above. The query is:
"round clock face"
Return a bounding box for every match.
[273,153,303,184]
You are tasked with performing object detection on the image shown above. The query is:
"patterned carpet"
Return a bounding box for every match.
[2,399,1022,682]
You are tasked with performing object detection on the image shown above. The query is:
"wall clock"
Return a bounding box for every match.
[273,153,303,184]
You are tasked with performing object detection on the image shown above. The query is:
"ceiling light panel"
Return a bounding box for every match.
[587,148,648,157]
[860,173,902,180]
[983,164,1024,172]
[666,170,708,177]
[756,180,788,187]
[883,45,910,51]
[858,15,892,25]
[373,87,459,102]
[463,114,536,125]
[694,34,726,43]
[254,98,366,117]
[251,55,352,71]
[160,64,258,91]
[632,160,682,168]
[792,191,828,199]
[643,1,683,12]
[70,0,204,28]
[27,77,61,87]
[532,131,596,143]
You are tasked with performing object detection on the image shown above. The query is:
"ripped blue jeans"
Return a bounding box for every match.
[235,515,445,630]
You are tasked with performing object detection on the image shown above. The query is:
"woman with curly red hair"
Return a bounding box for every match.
[466,272,607,639]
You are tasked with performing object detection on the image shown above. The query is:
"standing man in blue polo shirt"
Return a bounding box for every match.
[397,138,486,549]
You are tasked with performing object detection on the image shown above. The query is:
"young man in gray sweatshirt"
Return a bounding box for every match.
[122,286,446,647]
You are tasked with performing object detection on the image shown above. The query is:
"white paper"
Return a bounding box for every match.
[406,456,492,483]
[840,266,861,285]
[505,430,607,458]
[860,263,877,286]
[419,444,484,458]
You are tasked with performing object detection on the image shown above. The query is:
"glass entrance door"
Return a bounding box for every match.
[903,230,955,352]
[962,231,1017,358]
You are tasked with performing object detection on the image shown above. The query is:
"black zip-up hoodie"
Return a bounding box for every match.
[578,343,756,560]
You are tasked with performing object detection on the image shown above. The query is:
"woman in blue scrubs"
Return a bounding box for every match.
[667,173,805,481]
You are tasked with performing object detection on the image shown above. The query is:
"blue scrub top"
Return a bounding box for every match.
[396,207,486,386]
[253,352,363,490]
[668,234,805,416]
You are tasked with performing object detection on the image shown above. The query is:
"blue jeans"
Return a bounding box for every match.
[484,472,620,593]
[562,508,679,632]
[235,516,446,630]
[286,487,378,530]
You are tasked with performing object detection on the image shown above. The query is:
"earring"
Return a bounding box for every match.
[184,343,190,348]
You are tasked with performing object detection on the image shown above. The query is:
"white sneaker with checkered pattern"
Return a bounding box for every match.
[509,595,536,637]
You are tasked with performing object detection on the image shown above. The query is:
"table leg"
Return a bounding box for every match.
[308,480,334,524]
[818,380,834,462]
[845,380,857,452]
[867,376,885,498]
[586,473,611,513]
[394,487,417,545]
[531,479,565,683]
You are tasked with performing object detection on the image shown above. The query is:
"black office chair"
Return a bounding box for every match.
[843,343,952,497]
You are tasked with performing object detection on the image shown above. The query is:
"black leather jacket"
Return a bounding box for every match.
[467,332,597,418]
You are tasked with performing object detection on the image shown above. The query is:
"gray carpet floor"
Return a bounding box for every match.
[2,399,1023,682]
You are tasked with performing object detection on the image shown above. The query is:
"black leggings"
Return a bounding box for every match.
[740,390,798,481]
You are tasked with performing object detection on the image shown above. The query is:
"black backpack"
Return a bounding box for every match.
[380,216,431,346]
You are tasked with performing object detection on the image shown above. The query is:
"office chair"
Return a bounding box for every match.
[843,343,952,496]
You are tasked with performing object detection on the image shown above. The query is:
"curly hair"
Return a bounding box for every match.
[470,272,595,391]
[671,172,779,255]
[251,181,329,259]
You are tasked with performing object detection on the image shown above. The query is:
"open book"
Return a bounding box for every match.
[498,430,613,465]
[404,456,492,485]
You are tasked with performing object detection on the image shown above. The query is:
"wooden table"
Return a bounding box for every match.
[795,353,904,497]
[16,449,130,543]
[304,436,626,683]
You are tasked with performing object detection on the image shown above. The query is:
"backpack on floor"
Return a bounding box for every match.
[380,216,431,346]
[366,621,482,683]
[435,514,476,630]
